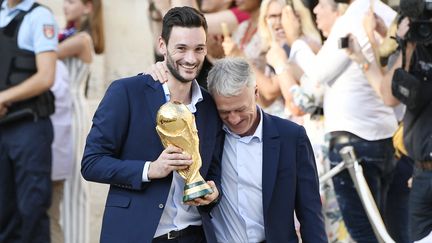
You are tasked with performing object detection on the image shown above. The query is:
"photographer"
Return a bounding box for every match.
[344,13,415,242]
[384,3,432,241]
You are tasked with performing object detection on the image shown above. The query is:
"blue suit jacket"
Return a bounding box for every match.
[260,112,327,243]
[81,74,223,243]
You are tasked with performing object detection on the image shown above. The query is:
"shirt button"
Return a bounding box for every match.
[158,203,164,209]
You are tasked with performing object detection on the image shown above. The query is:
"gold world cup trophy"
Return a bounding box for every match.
[156,101,213,202]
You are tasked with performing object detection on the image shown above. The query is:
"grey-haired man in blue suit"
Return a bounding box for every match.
[206,57,327,243]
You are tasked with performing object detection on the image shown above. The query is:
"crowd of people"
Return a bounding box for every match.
[1,0,431,242]
[146,0,431,242]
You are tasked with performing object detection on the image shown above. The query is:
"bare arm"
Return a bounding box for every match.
[363,10,381,66]
[205,10,239,36]
[0,51,56,108]
[265,42,307,115]
[255,42,290,105]
[380,52,401,106]
[274,66,305,116]
[380,42,415,106]
[346,34,387,100]
[57,32,93,63]
[153,0,193,16]
[380,17,413,106]
[154,0,199,15]
[153,0,238,36]
[171,0,198,8]
[253,65,281,106]
[363,58,386,100]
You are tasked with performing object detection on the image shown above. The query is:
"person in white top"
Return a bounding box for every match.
[296,0,398,241]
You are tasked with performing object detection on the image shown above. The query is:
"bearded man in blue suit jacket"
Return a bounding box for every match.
[81,7,223,243]
[206,57,327,243]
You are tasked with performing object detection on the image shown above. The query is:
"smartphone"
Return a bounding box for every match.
[338,36,349,49]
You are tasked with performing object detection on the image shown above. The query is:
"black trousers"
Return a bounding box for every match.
[0,118,53,243]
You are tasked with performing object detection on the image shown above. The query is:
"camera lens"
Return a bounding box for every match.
[408,19,432,44]
[418,23,432,38]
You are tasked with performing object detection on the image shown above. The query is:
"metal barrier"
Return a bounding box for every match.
[319,146,395,243]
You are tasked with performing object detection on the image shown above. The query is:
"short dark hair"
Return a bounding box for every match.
[161,6,208,45]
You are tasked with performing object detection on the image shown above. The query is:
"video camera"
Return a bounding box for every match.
[391,0,432,110]
[400,0,432,44]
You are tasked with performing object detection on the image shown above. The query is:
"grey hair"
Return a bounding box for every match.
[207,57,256,97]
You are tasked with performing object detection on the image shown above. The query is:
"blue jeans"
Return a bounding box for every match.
[329,133,395,243]
[410,169,432,241]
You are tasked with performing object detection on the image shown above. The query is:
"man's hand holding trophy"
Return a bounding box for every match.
[155,101,219,206]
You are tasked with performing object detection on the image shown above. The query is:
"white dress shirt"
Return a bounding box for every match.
[211,108,265,243]
[141,81,204,238]
[302,0,398,140]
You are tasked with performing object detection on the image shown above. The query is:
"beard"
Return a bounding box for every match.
[165,51,202,83]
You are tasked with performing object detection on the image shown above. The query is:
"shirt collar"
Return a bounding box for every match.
[1,0,34,13]
[162,80,203,113]
[223,106,263,143]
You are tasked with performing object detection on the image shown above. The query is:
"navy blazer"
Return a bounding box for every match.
[81,74,223,243]
[260,112,327,243]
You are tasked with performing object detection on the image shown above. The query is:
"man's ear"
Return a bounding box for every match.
[254,85,259,99]
[158,36,167,56]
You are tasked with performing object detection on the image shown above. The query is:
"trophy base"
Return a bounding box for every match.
[183,180,213,202]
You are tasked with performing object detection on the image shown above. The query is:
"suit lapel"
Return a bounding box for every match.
[262,113,280,215]
[195,94,209,174]
[195,99,208,142]
[143,76,166,126]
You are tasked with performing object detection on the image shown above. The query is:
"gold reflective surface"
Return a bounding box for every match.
[156,101,213,201]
